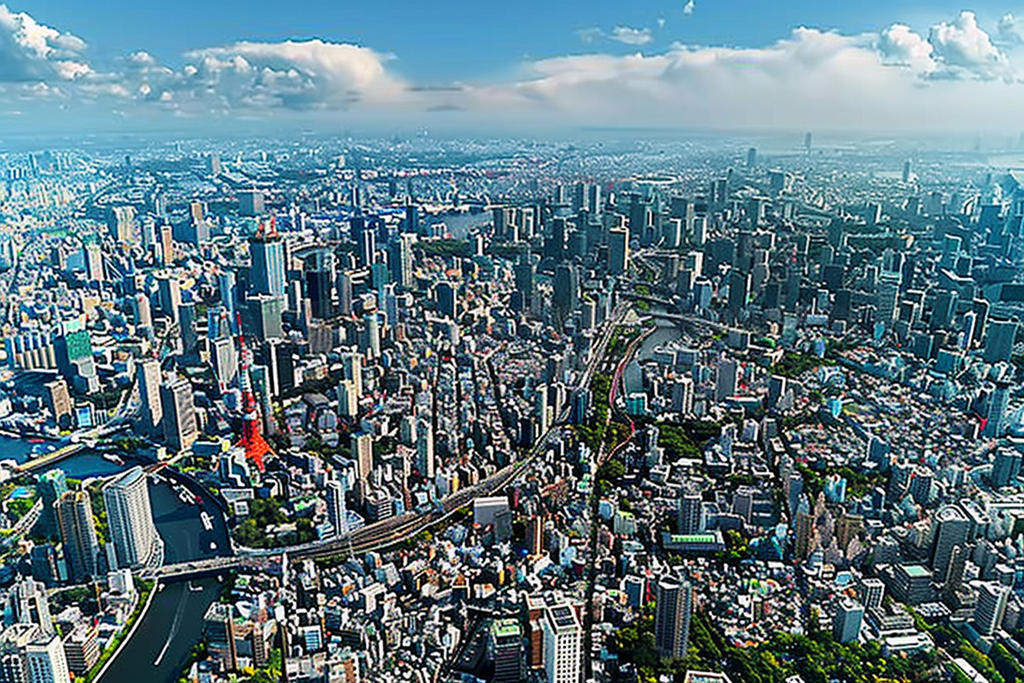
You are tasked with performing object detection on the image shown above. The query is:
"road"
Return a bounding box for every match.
[150,301,629,582]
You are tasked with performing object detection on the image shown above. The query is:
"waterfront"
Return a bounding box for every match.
[97,477,232,683]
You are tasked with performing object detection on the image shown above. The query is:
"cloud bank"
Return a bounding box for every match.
[6,3,1024,131]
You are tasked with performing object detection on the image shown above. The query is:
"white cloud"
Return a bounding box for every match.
[578,27,603,44]
[610,26,653,46]
[457,25,1024,131]
[927,11,1012,80]
[878,23,935,71]
[683,1,696,16]
[134,39,405,111]
[0,3,91,83]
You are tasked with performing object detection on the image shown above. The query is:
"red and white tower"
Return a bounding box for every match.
[236,313,271,472]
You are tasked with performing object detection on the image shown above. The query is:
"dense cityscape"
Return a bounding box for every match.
[0,129,1020,683]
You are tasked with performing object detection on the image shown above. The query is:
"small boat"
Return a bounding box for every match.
[102,454,125,466]
[26,438,43,444]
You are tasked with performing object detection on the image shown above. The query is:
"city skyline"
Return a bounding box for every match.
[7,2,1024,134]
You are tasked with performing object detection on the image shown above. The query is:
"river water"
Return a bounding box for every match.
[97,478,231,683]
[0,434,230,683]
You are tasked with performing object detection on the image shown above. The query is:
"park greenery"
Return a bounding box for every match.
[232,497,315,548]
[611,608,943,683]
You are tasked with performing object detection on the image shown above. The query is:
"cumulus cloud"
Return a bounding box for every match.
[610,26,653,46]
[578,27,603,44]
[928,11,1012,80]
[0,3,91,83]
[132,39,405,111]
[878,23,935,71]
[683,1,696,16]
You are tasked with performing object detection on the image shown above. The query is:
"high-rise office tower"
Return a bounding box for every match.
[416,419,435,479]
[82,242,103,283]
[35,470,67,540]
[249,232,286,298]
[489,619,523,683]
[25,634,69,683]
[832,599,864,643]
[860,578,885,610]
[542,604,582,683]
[9,580,54,637]
[56,490,100,583]
[351,433,374,489]
[337,380,358,419]
[178,302,198,359]
[106,205,137,245]
[794,497,815,561]
[156,276,182,324]
[984,319,1018,364]
[552,264,580,326]
[325,478,347,536]
[746,147,757,168]
[436,281,457,320]
[103,467,162,570]
[42,377,71,429]
[677,491,705,535]
[607,227,629,276]
[715,359,739,402]
[160,379,197,453]
[304,249,335,320]
[655,573,692,660]
[986,381,1012,438]
[931,505,970,583]
[992,448,1023,488]
[363,313,380,359]
[974,582,1010,636]
[136,358,163,438]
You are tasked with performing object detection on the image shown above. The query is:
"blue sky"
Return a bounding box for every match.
[4,0,1024,132]
[15,0,990,80]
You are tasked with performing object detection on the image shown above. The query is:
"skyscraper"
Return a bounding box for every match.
[974,582,1010,636]
[161,379,197,453]
[542,604,582,683]
[677,491,705,535]
[931,505,970,583]
[35,470,67,540]
[250,233,286,298]
[325,478,347,537]
[9,580,54,637]
[489,619,522,683]
[56,490,100,583]
[25,635,69,683]
[985,319,1018,364]
[136,358,163,438]
[655,573,692,660]
[103,467,163,569]
[607,227,629,276]
[832,599,864,644]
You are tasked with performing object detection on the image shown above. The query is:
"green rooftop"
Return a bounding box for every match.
[902,565,932,578]
[491,619,521,638]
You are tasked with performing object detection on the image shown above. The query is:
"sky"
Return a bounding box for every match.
[4,0,1024,134]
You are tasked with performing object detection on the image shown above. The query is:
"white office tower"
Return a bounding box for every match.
[655,573,693,660]
[974,582,1010,636]
[8,580,54,637]
[25,635,69,683]
[542,604,582,683]
[103,467,164,569]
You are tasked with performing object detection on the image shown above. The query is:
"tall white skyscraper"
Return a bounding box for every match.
[103,467,163,570]
[542,604,582,683]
